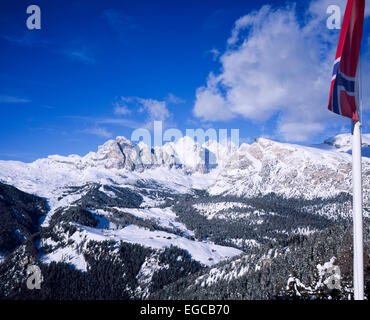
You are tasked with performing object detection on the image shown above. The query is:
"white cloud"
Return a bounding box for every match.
[113,98,132,116]
[112,96,173,129]
[97,118,142,128]
[137,98,171,122]
[192,1,365,142]
[0,95,29,104]
[207,48,220,61]
[82,127,112,138]
[61,48,96,64]
[114,105,131,115]
[68,115,142,129]
[194,73,234,121]
[114,96,171,122]
[227,5,272,46]
[278,121,326,142]
[166,93,186,104]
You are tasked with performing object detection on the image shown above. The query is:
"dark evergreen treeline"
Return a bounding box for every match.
[0,240,206,300]
[72,184,143,209]
[2,241,149,300]
[173,192,351,250]
[106,209,179,234]
[150,246,204,293]
[0,182,47,254]
[151,219,369,300]
[50,206,100,228]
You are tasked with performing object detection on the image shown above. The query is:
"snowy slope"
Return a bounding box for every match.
[209,137,370,201]
[319,133,370,158]
[41,224,242,270]
[322,133,370,153]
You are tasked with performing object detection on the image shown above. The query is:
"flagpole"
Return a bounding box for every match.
[327,0,365,300]
[352,119,364,300]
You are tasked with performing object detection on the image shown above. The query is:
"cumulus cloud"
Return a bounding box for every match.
[113,97,132,116]
[113,96,172,129]
[114,105,131,116]
[137,98,170,122]
[193,0,367,142]
[194,73,234,121]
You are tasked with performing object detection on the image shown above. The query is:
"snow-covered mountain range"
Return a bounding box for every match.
[0,133,369,203]
[0,133,369,299]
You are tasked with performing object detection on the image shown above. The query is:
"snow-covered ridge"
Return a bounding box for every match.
[209,136,370,201]
[43,135,234,173]
[323,133,370,153]
[0,134,369,201]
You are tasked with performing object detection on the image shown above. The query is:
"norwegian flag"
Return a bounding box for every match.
[328,0,365,121]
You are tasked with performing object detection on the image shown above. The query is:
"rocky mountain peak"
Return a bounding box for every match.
[116,136,133,147]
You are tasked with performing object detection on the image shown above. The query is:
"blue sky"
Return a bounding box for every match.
[1,0,370,162]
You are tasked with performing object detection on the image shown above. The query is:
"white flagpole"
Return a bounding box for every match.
[352,119,364,300]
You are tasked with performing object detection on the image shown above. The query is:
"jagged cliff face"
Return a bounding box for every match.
[46,135,211,172]
[210,138,370,202]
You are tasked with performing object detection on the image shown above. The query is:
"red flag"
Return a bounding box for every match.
[328,0,365,121]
